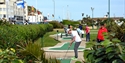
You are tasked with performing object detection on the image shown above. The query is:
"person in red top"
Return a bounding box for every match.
[86,25,90,42]
[97,23,108,43]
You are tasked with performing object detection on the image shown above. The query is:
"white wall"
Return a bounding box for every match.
[0,0,28,21]
[24,3,28,20]
[28,14,44,23]
[37,14,43,22]
[28,16,36,23]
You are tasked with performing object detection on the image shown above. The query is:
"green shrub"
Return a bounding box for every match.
[0,20,10,26]
[75,61,82,63]
[62,20,80,27]
[106,21,125,42]
[49,21,63,28]
[84,38,125,63]
[0,24,53,49]
[18,41,60,63]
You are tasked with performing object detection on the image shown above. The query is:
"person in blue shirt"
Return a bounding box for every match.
[79,24,83,30]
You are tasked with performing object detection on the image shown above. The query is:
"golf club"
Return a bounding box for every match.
[59,46,71,61]
[62,46,71,60]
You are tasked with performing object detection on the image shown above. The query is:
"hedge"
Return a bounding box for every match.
[0,24,53,49]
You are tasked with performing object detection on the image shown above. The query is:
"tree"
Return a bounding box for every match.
[119,18,125,22]
[96,19,101,29]
[28,6,42,15]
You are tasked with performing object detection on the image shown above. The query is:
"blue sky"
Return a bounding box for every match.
[26,0,125,20]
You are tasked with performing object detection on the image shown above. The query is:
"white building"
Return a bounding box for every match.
[0,0,7,19]
[37,14,43,22]
[0,0,28,22]
[28,13,44,23]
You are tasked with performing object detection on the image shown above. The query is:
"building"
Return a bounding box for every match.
[0,0,6,19]
[0,0,28,22]
[37,14,43,22]
[28,7,44,23]
[28,13,44,23]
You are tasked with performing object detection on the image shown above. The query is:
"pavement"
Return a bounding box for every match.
[43,33,86,63]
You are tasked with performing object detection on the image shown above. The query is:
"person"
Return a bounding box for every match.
[79,24,83,30]
[76,28,81,36]
[76,28,84,38]
[85,25,90,42]
[68,25,71,29]
[68,29,82,60]
[97,23,108,43]
[63,25,68,36]
[64,25,73,37]
[81,30,84,38]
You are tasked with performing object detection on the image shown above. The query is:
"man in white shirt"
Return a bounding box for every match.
[68,29,82,60]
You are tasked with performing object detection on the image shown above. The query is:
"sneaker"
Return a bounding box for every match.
[71,57,78,60]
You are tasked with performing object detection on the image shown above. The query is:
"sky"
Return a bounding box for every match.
[26,0,125,21]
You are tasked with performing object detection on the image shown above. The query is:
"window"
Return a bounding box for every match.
[0,8,2,11]
[0,8,6,11]
[3,8,6,11]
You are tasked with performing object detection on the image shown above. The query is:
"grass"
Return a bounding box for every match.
[34,29,98,47]
[34,29,99,63]
[34,29,64,47]
[90,34,97,42]
[86,29,98,48]
[34,31,60,47]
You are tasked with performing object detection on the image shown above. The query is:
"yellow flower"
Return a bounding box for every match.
[0,49,2,52]
[10,48,15,52]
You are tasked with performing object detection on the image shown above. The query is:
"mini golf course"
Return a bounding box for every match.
[49,42,84,50]
[57,59,71,63]
[48,33,85,63]
[49,42,85,63]
[62,37,72,40]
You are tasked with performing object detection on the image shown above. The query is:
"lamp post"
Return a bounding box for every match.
[91,7,94,29]
[108,0,110,24]
[52,0,55,20]
[67,5,68,20]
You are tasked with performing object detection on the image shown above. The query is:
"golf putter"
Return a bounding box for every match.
[63,46,71,60]
[60,43,71,61]
[60,46,70,61]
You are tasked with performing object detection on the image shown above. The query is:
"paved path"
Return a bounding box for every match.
[43,33,86,63]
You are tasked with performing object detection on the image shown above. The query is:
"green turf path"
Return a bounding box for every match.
[51,34,84,63]
[57,59,71,63]
[49,42,84,50]
[62,37,72,40]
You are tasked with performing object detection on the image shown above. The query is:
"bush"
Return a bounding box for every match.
[0,24,53,49]
[62,20,80,27]
[49,21,63,28]
[106,21,125,42]
[84,35,125,63]
[18,41,60,63]
[0,20,10,25]
[75,61,82,63]
[0,20,60,63]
